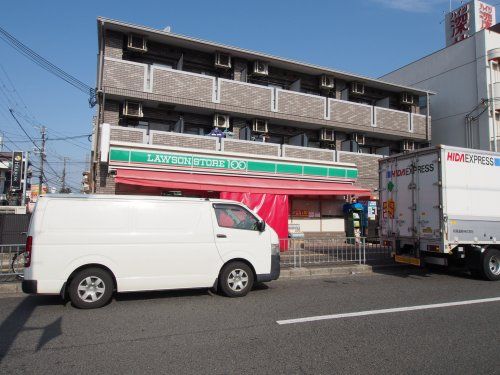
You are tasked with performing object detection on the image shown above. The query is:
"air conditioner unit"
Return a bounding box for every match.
[127,34,147,52]
[213,114,230,128]
[320,75,335,90]
[350,82,365,95]
[215,52,231,69]
[253,61,269,76]
[401,140,415,151]
[351,132,365,145]
[123,101,143,117]
[320,128,335,142]
[401,92,416,105]
[252,119,268,133]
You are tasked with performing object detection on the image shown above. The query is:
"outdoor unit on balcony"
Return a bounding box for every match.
[215,52,232,69]
[127,34,147,52]
[320,128,335,142]
[350,82,365,95]
[320,75,335,90]
[400,92,416,105]
[123,101,143,118]
[253,61,269,76]
[252,119,268,133]
[351,132,365,145]
[401,140,415,152]
[214,114,230,128]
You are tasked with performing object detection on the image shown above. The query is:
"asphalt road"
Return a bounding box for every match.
[1,267,500,374]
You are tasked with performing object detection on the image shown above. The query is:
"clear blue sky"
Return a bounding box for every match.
[0,0,459,190]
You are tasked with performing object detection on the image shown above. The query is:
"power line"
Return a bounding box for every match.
[0,25,96,106]
[8,108,39,150]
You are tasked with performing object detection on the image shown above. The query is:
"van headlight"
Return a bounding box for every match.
[271,243,280,255]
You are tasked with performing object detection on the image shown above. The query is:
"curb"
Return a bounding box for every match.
[0,282,22,294]
[279,263,399,279]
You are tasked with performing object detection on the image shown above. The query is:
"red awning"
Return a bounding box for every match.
[115,169,371,196]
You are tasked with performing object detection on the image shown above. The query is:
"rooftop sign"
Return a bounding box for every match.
[445,0,496,46]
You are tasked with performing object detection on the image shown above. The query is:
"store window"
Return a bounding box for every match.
[213,204,259,231]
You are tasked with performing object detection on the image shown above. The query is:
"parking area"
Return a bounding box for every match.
[1,267,500,374]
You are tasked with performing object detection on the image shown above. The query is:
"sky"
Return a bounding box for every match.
[0,0,461,191]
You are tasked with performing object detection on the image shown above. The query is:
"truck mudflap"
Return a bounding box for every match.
[394,254,421,267]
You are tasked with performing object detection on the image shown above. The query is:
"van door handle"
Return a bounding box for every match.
[217,234,227,238]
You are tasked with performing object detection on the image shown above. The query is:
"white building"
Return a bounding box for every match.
[382,1,500,151]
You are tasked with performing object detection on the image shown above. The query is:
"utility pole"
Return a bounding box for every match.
[61,157,68,193]
[0,132,3,152]
[21,152,29,206]
[38,126,46,197]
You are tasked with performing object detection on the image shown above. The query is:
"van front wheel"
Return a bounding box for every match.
[69,268,113,309]
[219,262,254,297]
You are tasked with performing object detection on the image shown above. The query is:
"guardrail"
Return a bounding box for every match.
[0,244,25,279]
[280,237,392,268]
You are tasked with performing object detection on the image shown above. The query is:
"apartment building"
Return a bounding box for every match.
[383,0,498,151]
[91,17,432,236]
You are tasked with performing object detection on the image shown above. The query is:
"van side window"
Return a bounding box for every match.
[213,204,259,231]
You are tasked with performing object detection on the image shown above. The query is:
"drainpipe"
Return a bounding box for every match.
[487,49,500,151]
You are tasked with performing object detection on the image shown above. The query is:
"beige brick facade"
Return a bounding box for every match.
[375,107,410,133]
[412,113,427,136]
[219,80,272,112]
[277,91,325,120]
[103,59,145,92]
[94,161,116,194]
[221,139,280,157]
[329,100,372,128]
[104,31,123,59]
[103,101,119,126]
[151,132,218,151]
[110,127,145,143]
[338,152,381,193]
[282,145,335,162]
[153,68,213,103]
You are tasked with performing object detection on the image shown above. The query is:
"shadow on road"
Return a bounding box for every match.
[0,296,63,362]
[371,263,483,281]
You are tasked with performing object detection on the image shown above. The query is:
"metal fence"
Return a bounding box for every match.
[0,244,25,278]
[280,237,392,268]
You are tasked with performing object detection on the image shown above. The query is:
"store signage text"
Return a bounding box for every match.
[386,163,435,178]
[109,148,358,180]
[10,152,23,190]
[447,151,500,166]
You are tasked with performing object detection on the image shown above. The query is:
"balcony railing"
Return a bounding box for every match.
[102,57,430,139]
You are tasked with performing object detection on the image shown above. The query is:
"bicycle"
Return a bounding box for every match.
[11,251,26,279]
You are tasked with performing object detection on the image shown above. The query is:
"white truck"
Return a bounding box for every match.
[379,145,500,281]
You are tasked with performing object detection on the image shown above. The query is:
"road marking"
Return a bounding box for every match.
[276,296,500,325]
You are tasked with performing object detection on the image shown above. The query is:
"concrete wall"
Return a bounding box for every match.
[382,29,500,150]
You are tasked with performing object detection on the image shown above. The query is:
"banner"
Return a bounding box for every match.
[10,152,23,190]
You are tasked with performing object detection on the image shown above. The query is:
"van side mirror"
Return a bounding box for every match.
[257,220,266,232]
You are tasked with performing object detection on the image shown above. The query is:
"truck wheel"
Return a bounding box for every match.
[68,268,113,309]
[219,261,254,297]
[482,249,500,281]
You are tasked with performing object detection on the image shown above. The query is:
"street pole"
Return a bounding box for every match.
[38,126,46,197]
[61,157,68,193]
[21,151,28,206]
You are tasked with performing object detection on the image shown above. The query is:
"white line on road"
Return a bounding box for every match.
[276,296,500,325]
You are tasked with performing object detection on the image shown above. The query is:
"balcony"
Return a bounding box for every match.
[101,57,430,140]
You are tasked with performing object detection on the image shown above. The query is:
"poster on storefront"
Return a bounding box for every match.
[367,201,377,221]
[10,152,23,190]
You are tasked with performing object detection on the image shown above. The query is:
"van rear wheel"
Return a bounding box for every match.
[219,261,254,297]
[69,268,113,309]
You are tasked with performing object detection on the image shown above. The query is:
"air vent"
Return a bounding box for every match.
[350,82,365,95]
[401,140,415,151]
[320,128,335,142]
[401,92,416,105]
[252,119,268,133]
[127,34,147,52]
[351,132,365,145]
[320,75,335,90]
[213,114,230,128]
[253,61,269,76]
[122,101,143,117]
[215,52,231,68]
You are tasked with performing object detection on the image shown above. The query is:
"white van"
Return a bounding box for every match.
[22,195,280,308]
